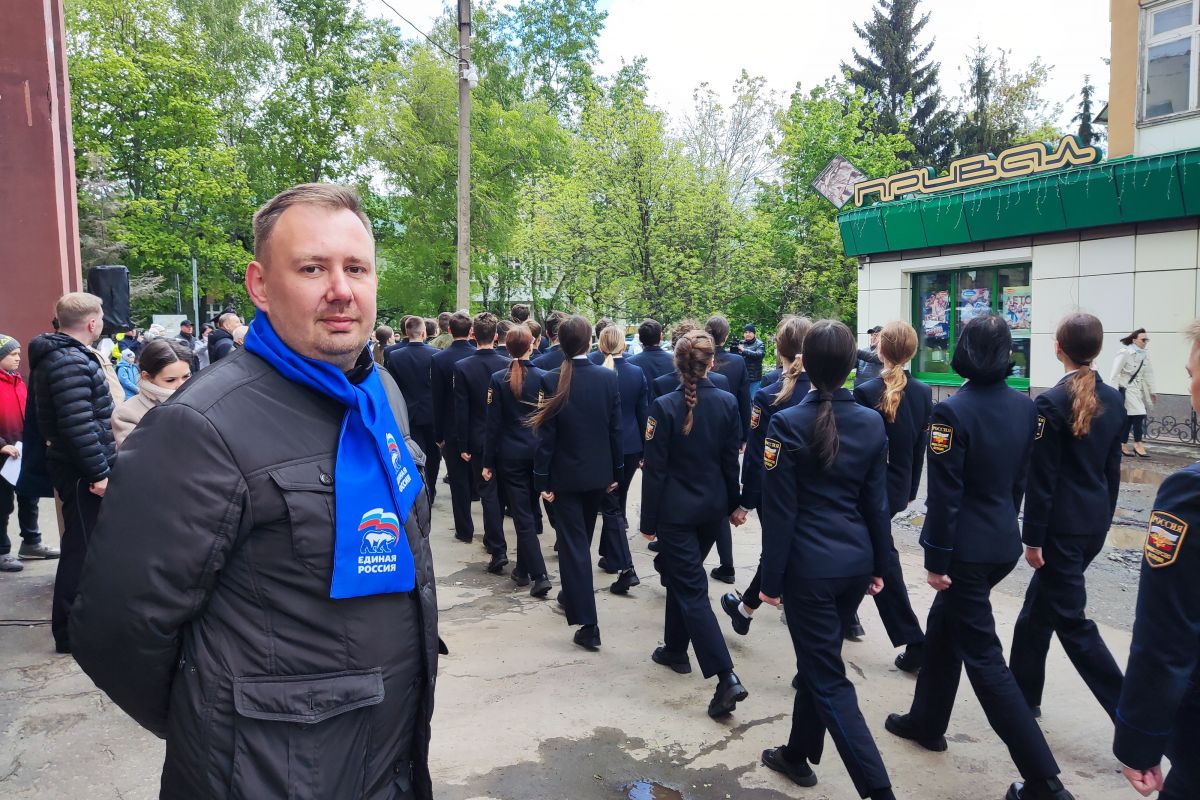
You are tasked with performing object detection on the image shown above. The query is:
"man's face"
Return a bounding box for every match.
[870,332,880,348]
[246,204,376,370]
[0,349,20,372]
[743,330,754,342]
[180,323,193,337]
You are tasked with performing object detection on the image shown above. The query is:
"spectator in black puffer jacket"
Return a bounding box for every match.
[735,323,766,396]
[207,311,242,366]
[28,292,116,654]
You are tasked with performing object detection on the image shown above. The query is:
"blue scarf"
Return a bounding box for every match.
[245,315,423,599]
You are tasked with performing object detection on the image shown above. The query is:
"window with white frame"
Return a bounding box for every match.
[1142,0,1200,121]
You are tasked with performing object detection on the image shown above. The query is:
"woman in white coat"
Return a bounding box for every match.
[1109,328,1156,457]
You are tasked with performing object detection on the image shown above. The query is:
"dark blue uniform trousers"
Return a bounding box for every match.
[444,447,474,539]
[469,458,505,556]
[655,520,734,678]
[1010,534,1123,717]
[497,459,547,580]
[410,423,440,504]
[553,489,605,627]
[598,453,640,569]
[870,544,925,647]
[784,574,892,798]
[908,561,1059,781]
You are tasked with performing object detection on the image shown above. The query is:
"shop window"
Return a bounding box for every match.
[911,264,1032,388]
[1142,0,1200,121]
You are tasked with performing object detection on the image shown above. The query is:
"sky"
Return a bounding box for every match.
[364,0,1111,133]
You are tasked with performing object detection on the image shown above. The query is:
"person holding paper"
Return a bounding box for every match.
[0,333,55,573]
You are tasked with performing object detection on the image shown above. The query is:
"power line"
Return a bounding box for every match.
[374,0,461,63]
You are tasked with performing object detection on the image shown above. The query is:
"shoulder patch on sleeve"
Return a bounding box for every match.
[929,423,953,455]
[750,404,762,429]
[486,386,494,405]
[1145,510,1188,568]
[645,416,657,441]
[1036,415,1046,440]
[763,438,782,470]
[537,389,545,408]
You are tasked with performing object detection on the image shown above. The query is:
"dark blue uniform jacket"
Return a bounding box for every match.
[531,345,564,372]
[653,369,729,399]
[1022,371,1125,547]
[629,345,675,385]
[740,374,809,511]
[853,372,933,515]
[483,361,546,468]
[611,357,650,456]
[431,340,474,446]
[639,380,741,535]
[1114,464,1200,770]
[452,348,510,456]
[920,380,1036,575]
[760,389,892,597]
[533,358,623,493]
[712,346,750,441]
[384,340,436,428]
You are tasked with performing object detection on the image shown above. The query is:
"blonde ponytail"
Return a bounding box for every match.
[875,321,918,423]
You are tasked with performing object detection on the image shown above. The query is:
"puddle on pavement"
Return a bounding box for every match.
[1121,465,1167,488]
[627,781,684,800]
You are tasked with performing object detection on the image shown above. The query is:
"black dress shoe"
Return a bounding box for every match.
[486,553,509,574]
[510,569,530,588]
[651,646,692,674]
[610,569,639,594]
[844,613,865,641]
[597,557,619,574]
[455,533,473,544]
[720,592,751,636]
[647,539,660,552]
[556,592,566,608]
[894,642,924,674]
[761,746,817,787]
[1030,705,1042,718]
[573,624,601,651]
[710,565,736,584]
[530,575,552,598]
[708,672,748,718]
[1005,778,1074,800]
[791,673,800,690]
[54,641,71,655]
[884,713,947,752]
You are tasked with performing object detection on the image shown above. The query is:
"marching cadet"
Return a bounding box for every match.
[531,311,567,371]
[640,330,749,719]
[851,320,931,673]
[384,314,441,502]
[532,315,631,651]
[757,320,895,799]
[431,311,477,542]
[483,324,552,598]
[1112,320,1200,800]
[720,315,812,637]
[596,326,648,585]
[628,319,675,384]
[885,315,1074,800]
[703,314,746,585]
[1010,313,1125,719]
[453,312,511,573]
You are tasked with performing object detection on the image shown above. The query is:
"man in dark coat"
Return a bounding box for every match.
[27,293,115,653]
[69,184,439,800]
[207,311,241,365]
[628,319,674,384]
[386,315,440,503]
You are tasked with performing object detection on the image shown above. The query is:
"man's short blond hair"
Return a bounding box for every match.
[55,292,103,329]
[1186,320,1200,346]
[252,183,373,259]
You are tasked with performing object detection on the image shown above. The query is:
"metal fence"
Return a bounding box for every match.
[1146,411,1200,445]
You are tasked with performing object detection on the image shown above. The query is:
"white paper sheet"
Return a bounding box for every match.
[1,441,22,486]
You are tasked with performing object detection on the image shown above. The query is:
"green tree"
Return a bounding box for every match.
[1073,75,1104,147]
[843,0,955,168]
[953,44,1062,156]
[500,0,607,118]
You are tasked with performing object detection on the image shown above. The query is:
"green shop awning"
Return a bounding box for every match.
[838,148,1200,257]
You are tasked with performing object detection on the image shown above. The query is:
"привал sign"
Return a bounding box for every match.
[853,135,1101,208]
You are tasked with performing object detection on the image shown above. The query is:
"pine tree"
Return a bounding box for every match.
[1073,75,1103,146]
[843,0,954,168]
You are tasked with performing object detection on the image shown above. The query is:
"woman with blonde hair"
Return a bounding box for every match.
[853,320,933,672]
[596,325,649,580]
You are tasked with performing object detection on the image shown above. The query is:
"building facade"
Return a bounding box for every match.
[839,0,1200,442]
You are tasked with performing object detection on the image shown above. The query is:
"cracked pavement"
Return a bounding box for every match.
[0,443,1192,799]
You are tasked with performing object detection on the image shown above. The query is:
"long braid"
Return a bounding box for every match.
[675,330,715,435]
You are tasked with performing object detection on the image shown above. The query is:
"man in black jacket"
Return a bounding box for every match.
[69,184,439,800]
[432,311,476,541]
[386,314,440,502]
[28,292,115,654]
[453,312,510,571]
[207,311,242,365]
[855,326,884,387]
[628,319,674,383]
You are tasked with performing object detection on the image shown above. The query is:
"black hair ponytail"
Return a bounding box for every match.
[801,321,857,469]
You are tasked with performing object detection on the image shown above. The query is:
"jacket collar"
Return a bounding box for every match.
[799,386,853,405]
[137,378,176,406]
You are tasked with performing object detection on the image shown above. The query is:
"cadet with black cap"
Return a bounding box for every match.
[641,329,748,719]
[885,314,1074,800]
[1111,319,1200,800]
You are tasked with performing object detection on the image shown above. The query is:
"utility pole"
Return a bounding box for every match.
[455,0,472,311]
